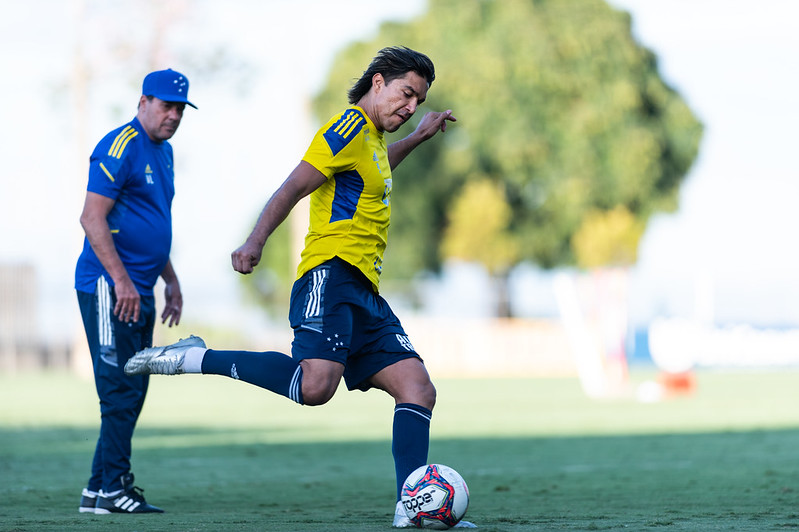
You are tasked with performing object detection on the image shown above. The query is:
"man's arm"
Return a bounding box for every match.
[79,191,141,322]
[388,109,456,170]
[231,160,327,274]
[159,259,182,327]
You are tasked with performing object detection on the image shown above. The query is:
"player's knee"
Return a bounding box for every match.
[300,379,337,406]
[401,380,436,410]
[298,359,343,406]
[420,381,437,411]
[386,375,436,410]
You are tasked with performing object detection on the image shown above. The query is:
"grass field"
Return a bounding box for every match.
[3,369,799,531]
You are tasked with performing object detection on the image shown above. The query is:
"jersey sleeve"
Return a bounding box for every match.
[86,124,139,199]
[302,108,368,179]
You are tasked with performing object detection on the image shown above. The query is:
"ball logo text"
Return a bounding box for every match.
[403,490,436,512]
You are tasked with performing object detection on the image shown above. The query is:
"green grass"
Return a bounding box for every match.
[3,370,799,531]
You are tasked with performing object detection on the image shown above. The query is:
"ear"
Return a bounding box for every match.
[372,72,385,92]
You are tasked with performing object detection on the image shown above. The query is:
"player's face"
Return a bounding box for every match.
[138,96,185,141]
[375,71,429,133]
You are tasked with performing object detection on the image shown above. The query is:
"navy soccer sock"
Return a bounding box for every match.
[202,350,303,405]
[392,403,432,501]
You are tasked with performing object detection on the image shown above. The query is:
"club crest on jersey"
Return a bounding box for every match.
[145,164,154,184]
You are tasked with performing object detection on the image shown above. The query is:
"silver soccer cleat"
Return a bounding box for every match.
[124,335,206,376]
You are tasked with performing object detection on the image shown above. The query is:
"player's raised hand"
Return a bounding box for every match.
[413,110,457,140]
[231,240,263,274]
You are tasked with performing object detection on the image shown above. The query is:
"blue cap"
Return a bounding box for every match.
[142,68,197,109]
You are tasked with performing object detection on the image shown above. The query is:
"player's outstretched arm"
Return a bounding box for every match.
[231,161,326,274]
[388,110,456,170]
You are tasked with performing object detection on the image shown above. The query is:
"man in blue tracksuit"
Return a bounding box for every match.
[74,68,197,514]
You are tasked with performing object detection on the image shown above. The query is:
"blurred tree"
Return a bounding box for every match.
[571,206,645,269]
[301,0,702,315]
[441,179,519,275]
[441,179,520,315]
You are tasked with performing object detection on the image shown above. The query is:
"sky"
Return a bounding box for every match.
[605,0,799,326]
[1,0,798,346]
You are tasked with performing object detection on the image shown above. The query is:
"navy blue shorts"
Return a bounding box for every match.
[289,257,421,391]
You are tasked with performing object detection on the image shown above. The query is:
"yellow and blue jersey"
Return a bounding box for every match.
[299,106,392,291]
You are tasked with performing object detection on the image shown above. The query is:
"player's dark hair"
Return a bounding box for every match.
[348,46,436,104]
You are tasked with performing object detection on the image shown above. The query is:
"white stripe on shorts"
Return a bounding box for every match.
[304,267,328,320]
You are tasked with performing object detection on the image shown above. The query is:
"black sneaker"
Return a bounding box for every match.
[78,488,98,513]
[95,473,164,514]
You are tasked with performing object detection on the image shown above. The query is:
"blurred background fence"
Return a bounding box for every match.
[0,264,71,371]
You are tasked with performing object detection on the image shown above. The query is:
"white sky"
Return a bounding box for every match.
[1,0,798,342]
[605,0,799,325]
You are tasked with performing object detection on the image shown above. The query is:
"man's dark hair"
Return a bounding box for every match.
[137,94,155,110]
[347,46,435,104]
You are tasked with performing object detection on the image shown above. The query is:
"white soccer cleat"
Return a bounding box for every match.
[393,501,413,528]
[392,501,477,528]
[124,335,206,376]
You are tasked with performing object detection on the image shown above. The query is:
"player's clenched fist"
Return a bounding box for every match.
[231,241,262,274]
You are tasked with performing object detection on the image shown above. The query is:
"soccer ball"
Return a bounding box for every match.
[400,464,470,529]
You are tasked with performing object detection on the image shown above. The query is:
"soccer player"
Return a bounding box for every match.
[125,47,475,528]
[75,69,197,514]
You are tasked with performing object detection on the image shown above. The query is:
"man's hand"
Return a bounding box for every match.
[113,278,141,323]
[161,280,183,327]
[413,110,457,141]
[231,240,263,274]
